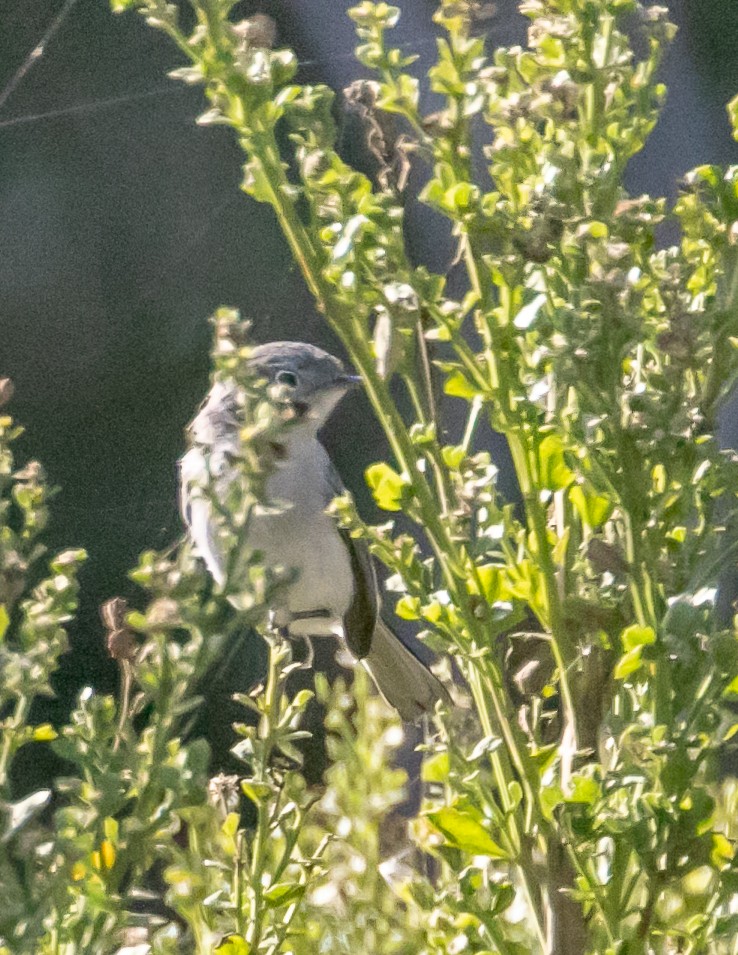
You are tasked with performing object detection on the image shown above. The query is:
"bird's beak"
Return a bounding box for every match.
[337,374,362,389]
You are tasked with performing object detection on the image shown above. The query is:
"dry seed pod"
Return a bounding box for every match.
[101,596,138,662]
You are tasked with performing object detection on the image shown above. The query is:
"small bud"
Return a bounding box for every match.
[0,552,27,605]
[300,149,331,181]
[146,597,181,629]
[13,461,44,484]
[232,13,277,49]
[208,773,241,815]
[373,309,404,380]
[0,378,14,407]
[548,70,578,113]
[421,111,453,137]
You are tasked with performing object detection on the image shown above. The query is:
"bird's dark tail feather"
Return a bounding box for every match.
[361,620,450,722]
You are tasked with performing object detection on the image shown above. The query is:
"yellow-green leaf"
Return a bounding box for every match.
[263,882,306,907]
[365,462,408,511]
[711,833,735,867]
[475,564,504,603]
[621,624,656,651]
[215,936,251,955]
[566,774,601,805]
[444,369,478,400]
[421,751,449,784]
[32,723,57,742]
[395,595,420,620]
[614,646,643,680]
[240,781,274,806]
[0,604,9,642]
[724,674,738,697]
[427,807,508,858]
[538,435,574,491]
[570,484,613,528]
[221,812,240,839]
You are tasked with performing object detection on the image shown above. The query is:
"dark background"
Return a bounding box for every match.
[2,0,738,784]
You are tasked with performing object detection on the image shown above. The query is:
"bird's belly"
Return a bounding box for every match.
[246,507,354,635]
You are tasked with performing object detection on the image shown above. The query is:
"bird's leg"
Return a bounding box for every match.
[300,635,315,669]
[280,609,330,669]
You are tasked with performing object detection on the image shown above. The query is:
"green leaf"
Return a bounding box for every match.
[348,2,400,29]
[444,368,479,400]
[32,724,58,742]
[427,806,509,858]
[566,774,601,805]
[242,159,275,204]
[475,564,504,603]
[711,833,735,867]
[215,936,251,955]
[723,674,738,697]
[395,595,420,620]
[614,646,643,680]
[50,548,87,572]
[365,462,409,511]
[538,435,574,491]
[540,784,564,821]
[444,182,479,212]
[569,484,613,528]
[582,220,609,239]
[442,444,466,469]
[240,780,275,806]
[221,812,240,839]
[621,624,656,651]
[0,604,8,642]
[729,93,738,142]
[291,689,315,709]
[421,751,449,783]
[263,881,306,907]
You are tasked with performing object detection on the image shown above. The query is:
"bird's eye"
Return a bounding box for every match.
[275,370,298,387]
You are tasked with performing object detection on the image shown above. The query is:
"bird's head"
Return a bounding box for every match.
[249,341,360,431]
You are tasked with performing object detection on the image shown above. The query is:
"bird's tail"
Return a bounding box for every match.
[361,620,450,722]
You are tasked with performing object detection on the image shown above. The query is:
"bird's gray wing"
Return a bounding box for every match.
[324,456,378,659]
[179,382,241,586]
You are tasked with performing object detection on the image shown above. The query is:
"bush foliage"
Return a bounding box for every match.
[4,0,738,952]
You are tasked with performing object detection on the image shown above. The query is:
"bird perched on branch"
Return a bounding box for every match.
[179,340,448,722]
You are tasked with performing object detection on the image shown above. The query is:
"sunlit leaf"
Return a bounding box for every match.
[614,647,643,680]
[569,484,613,528]
[427,806,509,858]
[263,881,306,907]
[0,604,9,642]
[538,435,574,491]
[621,624,656,651]
[215,936,251,955]
[365,462,409,511]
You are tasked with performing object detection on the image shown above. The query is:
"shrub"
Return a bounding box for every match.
[3,0,738,951]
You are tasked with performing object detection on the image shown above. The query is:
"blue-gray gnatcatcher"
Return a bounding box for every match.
[180,341,448,721]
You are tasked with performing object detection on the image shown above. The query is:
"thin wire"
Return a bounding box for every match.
[0,35,450,133]
[0,84,188,130]
[0,0,82,113]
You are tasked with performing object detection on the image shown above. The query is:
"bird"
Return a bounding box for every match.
[179,340,449,722]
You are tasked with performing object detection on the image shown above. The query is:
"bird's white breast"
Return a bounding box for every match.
[183,422,355,635]
[245,436,354,635]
